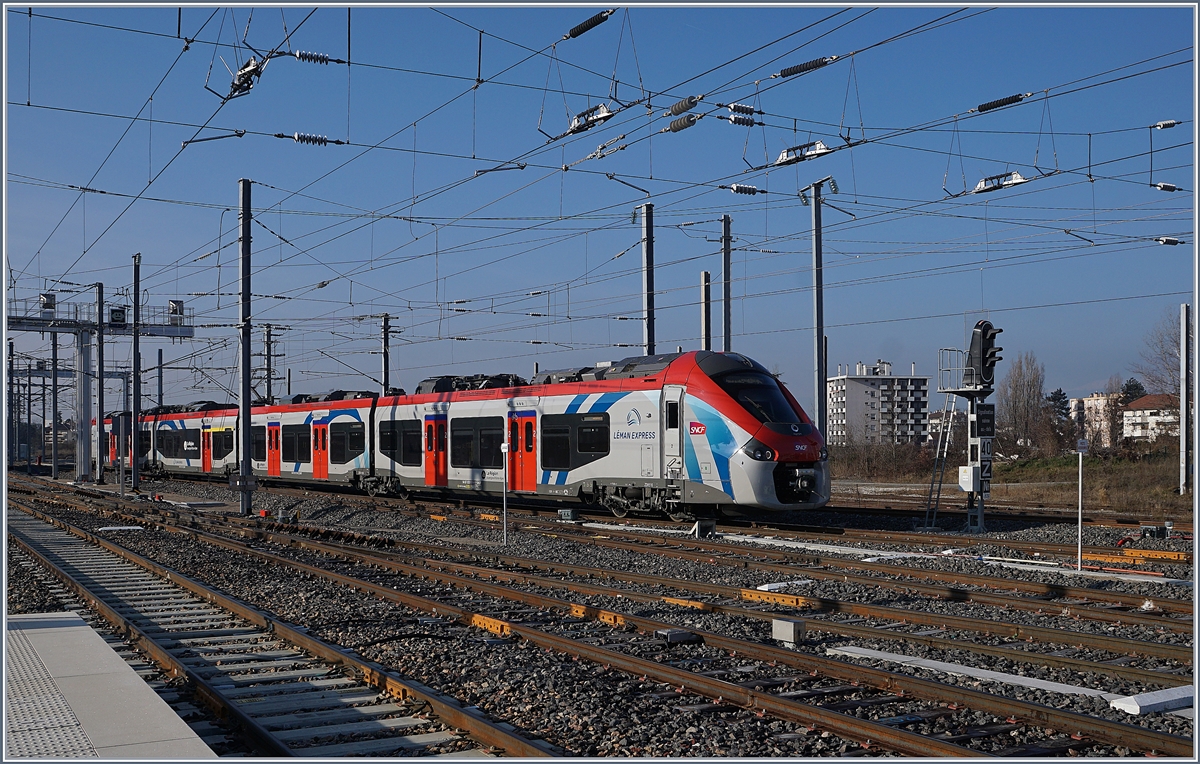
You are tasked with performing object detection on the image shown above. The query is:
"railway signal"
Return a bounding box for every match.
[965,320,1003,388]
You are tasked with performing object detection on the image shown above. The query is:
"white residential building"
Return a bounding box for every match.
[826,360,930,446]
[1069,392,1120,448]
[1123,394,1179,442]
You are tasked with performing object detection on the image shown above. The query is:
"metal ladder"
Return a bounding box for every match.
[920,393,958,529]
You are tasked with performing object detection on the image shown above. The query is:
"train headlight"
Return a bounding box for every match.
[819,446,828,461]
[742,438,776,461]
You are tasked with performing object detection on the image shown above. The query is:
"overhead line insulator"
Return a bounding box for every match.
[294,50,330,65]
[975,93,1031,113]
[727,114,759,127]
[726,102,757,115]
[1156,237,1180,245]
[564,9,616,40]
[1154,120,1180,130]
[294,133,328,146]
[664,95,702,117]
[729,184,759,195]
[664,114,699,133]
[775,56,836,79]
[1154,182,1178,192]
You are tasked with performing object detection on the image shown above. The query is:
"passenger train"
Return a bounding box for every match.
[95,351,829,518]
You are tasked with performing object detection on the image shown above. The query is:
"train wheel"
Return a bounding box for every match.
[608,503,628,518]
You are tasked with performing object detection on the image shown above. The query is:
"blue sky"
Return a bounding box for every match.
[4,5,1195,413]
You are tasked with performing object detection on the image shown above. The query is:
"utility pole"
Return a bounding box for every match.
[7,340,14,465]
[41,373,46,465]
[721,214,732,353]
[131,252,141,491]
[264,325,274,404]
[802,176,837,438]
[238,178,254,516]
[96,283,105,483]
[157,348,164,408]
[1182,303,1192,495]
[26,362,33,475]
[381,313,390,395]
[641,202,655,356]
[700,271,711,351]
[51,333,58,479]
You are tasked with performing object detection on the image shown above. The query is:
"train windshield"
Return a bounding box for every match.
[713,372,803,424]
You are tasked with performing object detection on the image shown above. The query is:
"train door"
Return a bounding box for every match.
[661,385,685,479]
[108,424,117,466]
[424,414,447,487]
[312,423,329,480]
[201,429,212,473]
[267,423,281,477]
[508,412,537,492]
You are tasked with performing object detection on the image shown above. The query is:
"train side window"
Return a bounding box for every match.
[666,401,680,430]
[450,423,474,468]
[437,424,446,452]
[577,425,609,454]
[510,420,519,451]
[399,421,422,467]
[282,424,311,463]
[541,426,570,469]
[212,431,233,460]
[479,427,503,468]
[525,421,534,452]
[182,430,200,459]
[138,431,152,457]
[252,426,266,461]
[426,424,434,451]
[330,421,365,464]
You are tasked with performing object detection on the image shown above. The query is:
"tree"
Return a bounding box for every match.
[1131,308,1185,402]
[1120,377,1147,406]
[1045,388,1070,420]
[995,351,1047,456]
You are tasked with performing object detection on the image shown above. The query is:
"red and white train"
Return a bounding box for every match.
[96,351,829,518]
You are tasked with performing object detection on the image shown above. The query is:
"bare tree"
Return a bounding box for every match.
[1132,307,1185,402]
[996,351,1046,456]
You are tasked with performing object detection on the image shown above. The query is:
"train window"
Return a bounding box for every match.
[137,431,152,457]
[577,425,609,454]
[156,430,177,458]
[510,420,519,450]
[479,427,504,468]
[451,417,504,468]
[666,401,680,430]
[182,430,200,459]
[437,424,446,452]
[713,371,803,424]
[426,424,434,451]
[330,421,365,464]
[525,421,534,453]
[252,427,266,461]
[212,431,233,460]
[282,424,311,463]
[399,421,422,467]
[380,421,400,460]
[541,426,570,469]
[450,425,474,468]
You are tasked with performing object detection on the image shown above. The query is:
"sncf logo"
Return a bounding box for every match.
[689,422,707,435]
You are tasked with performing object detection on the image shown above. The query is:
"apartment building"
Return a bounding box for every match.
[826,360,930,446]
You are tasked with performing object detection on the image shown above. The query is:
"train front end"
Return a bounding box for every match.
[682,351,829,512]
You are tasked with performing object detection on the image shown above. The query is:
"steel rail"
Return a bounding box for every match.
[6,527,294,757]
[497,519,1194,628]
[10,500,985,757]
[240,523,1191,689]
[31,498,1192,758]
[41,488,1195,665]
[7,500,556,759]
[153,509,1195,674]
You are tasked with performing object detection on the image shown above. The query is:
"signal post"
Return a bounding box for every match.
[943,320,1003,533]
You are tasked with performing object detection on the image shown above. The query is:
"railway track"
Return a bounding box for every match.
[9,481,1194,757]
[6,505,554,758]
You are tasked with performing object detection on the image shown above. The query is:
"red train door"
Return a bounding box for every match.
[201,429,213,473]
[508,412,537,492]
[424,414,447,487]
[312,424,329,479]
[267,424,281,477]
[108,426,117,465]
